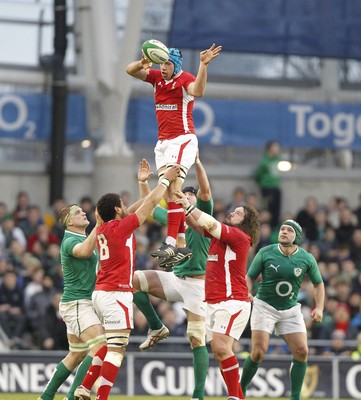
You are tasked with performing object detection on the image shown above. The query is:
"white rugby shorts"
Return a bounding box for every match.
[205,299,251,342]
[59,299,101,337]
[157,271,206,317]
[155,133,198,171]
[92,290,134,330]
[251,297,306,335]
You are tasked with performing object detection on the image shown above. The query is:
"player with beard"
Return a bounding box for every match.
[241,220,325,400]
[175,191,260,400]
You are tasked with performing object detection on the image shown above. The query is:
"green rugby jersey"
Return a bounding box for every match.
[61,229,99,302]
[248,243,323,310]
[152,197,213,277]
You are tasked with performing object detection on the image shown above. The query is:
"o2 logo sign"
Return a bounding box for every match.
[0,94,37,139]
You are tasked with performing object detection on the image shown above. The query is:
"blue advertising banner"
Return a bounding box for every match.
[126,98,361,149]
[0,93,87,141]
[170,0,361,59]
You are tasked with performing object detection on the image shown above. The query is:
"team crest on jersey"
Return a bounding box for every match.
[171,82,177,90]
[294,268,302,277]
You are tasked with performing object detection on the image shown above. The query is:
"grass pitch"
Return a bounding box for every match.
[0,396,347,400]
[1,396,226,400]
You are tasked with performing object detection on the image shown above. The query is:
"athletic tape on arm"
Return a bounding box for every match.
[197,212,221,238]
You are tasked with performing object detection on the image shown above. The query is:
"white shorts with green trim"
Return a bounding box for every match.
[59,299,101,337]
[157,271,206,317]
[251,297,306,336]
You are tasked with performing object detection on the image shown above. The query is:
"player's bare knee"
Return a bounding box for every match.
[294,345,308,361]
[251,346,266,363]
[67,350,87,366]
[187,321,205,349]
[87,334,107,356]
[211,341,228,361]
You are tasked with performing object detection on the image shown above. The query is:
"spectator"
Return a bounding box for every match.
[6,239,26,274]
[0,214,27,257]
[296,196,318,242]
[12,191,31,225]
[38,291,67,350]
[318,226,338,260]
[79,196,96,235]
[350,229,361,269]
[327,196,349,229]
[43,198,66,241]
[23,265,44,309]
[226,186,246,213]
[0,201,8,223]
[323,329,351,356]
[336,207,357,246]
[354,192,361,227]
[120,190,131,207]
[27,223,59,254]
[0,270,27,345]
[254,140,282,229]
[18,205,44,238]
[26,274,56,346]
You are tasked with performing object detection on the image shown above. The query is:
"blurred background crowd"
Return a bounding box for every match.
[0,185,361,360]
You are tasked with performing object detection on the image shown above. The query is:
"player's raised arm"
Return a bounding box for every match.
[187,43,222,98]
[135,166,179,225]
[174,190,221,238]
[195,152,212,201]
[125,54,153,80]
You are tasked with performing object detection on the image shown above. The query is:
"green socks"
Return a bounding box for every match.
[192,346,209,400]
[240,356,260,397]
[40,361,72,400]
[133,291,163,330]
[290,359,307,400]
[66,355,93,400]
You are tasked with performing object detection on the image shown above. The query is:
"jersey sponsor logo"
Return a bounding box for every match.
[104,319,121,324]
[207,254,218,261]
[156,104,178,110]
[118,284,131,289]
[294,268,302,277]
[269,264,280,272]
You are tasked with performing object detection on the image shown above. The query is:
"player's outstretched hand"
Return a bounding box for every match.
[174,190,190,209]
[163,165,180,182]
[141,52,153,71]
[200,43,222,65]
[138,159,153,182]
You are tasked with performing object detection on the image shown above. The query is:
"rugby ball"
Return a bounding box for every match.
[142,39,169,64]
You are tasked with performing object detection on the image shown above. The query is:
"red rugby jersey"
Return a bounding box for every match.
[145,69,196,140]
[205,223,251,304]
[95,213,139,292]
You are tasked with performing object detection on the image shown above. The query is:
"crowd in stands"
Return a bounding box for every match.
[0,188,361,358]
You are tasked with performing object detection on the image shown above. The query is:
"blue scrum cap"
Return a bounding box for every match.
[168,47,183,77]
